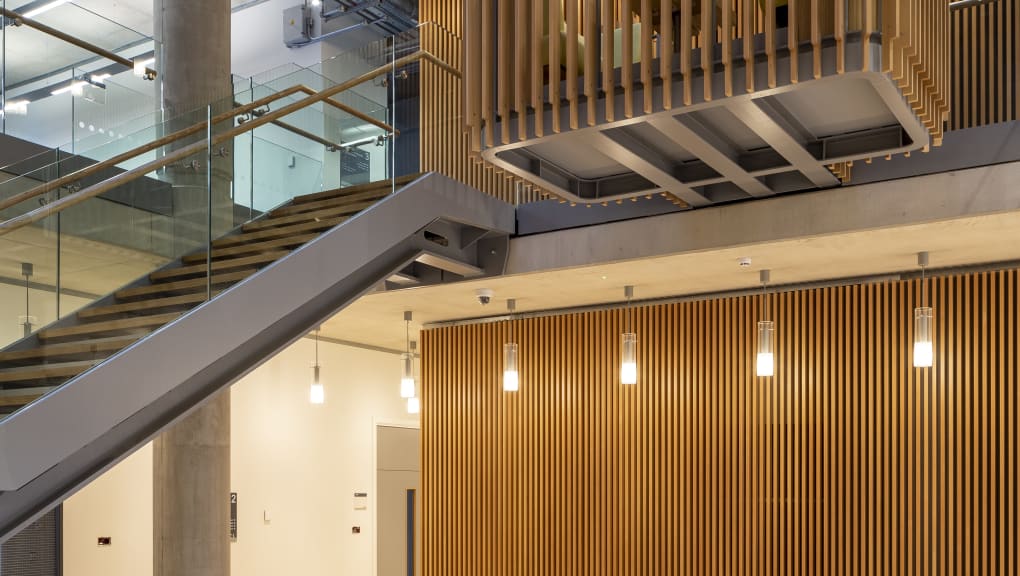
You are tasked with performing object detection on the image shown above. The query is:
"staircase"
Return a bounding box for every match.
[0,174,418,415]
[0,172,514,540]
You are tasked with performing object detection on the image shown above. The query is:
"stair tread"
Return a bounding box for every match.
[38,313,181,341]
[80,293,213,319]
[243,201,376,232]
[290,174,418,205]
[0,360,98,383]
[117,270,255,299]
[211,216,346,248]
[268,188,389,218]
[182,234,318,264]
[0,390,49,408]
[0,335,141,363]
[150,251,288,282]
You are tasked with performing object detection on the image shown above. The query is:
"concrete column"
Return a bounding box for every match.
[154,0,235,254]
[153,394,231,576]
[151,2,232,576]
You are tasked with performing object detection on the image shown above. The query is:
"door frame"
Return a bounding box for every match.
[372,419,420,576]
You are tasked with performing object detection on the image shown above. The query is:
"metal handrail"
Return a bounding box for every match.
[0,7,158,79]
[0,50,458,235]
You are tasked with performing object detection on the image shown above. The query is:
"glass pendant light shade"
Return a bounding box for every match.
[756,320,775,377]
[400,352,415,398]
[621,332,638,385]
[309,364,324,404]
[913,306,934,367]
[407,396,420,414]
[503,342,519,391]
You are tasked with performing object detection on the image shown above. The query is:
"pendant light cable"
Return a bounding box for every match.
[309,327,324,404]
[504,299,520,391]
[914,252,934,368]
[918,251,930,306]
[401,311,416,400]
[620,286,637,385]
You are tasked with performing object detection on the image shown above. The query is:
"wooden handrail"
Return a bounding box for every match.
[295,87,396,136]
[0,85,309,213]
[0,8,157,79]
[0,84,397,214]
[0,49,458,236]
[267,119,343,151]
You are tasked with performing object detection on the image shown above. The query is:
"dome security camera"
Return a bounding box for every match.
[475,288,494,306]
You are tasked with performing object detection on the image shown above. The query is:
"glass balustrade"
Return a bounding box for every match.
[0,21,458,421]
[1,0,158,148]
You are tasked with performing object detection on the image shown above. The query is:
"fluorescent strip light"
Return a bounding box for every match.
[2,100,30,115]
[90,73,111,83]
[51,81,86,96]
[23,0,70,19]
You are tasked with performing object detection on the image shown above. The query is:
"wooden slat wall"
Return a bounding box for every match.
[419,5,543,205]
[449,1,951,199]
[951,0,1019,129]
[463,0,799,151]
[422,268,1019,575]
[881,1,951,147]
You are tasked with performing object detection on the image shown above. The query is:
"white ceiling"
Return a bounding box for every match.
[324,211,1020,352]
[1,189,1017,354]
[11,1,154,34]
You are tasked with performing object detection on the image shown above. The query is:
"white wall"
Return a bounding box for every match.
[60,336,417,576]
[62,444,153,576]
[0,283,92,349]
[232,337,415,576]
[232,0,323,78]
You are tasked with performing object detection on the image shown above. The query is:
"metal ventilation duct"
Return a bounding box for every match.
[284,0,418,49]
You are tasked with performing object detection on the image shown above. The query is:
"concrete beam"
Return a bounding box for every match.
[647,115,773,197]
[728,99,840,188]
[590,132,711,207]
[507,160,1020,274]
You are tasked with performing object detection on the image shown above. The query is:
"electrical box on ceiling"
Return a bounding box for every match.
[283,5,311,47]
[283,1,418,49]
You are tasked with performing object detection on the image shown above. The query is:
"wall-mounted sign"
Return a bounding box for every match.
[354,491,368,510]
[230,492,237,542]
[341,147,371,185]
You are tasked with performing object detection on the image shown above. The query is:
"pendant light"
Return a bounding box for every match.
[309,328,325,404]
[913,251,934,368]
[503,298,519,391]
[406,396,420,414]
[400,311,416,398]
[406,342,419,414]
[756,269,775,377]
[620,285,637,385]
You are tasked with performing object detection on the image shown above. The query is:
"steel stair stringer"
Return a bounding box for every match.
[0,172,515,541]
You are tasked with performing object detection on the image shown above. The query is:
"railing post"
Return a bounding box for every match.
[391,34,397,196]
[248,77,254,222]
[206,104,213,301]
[1,0,6,135]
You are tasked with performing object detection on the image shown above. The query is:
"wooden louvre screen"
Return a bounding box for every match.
[422,268,1018,575]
